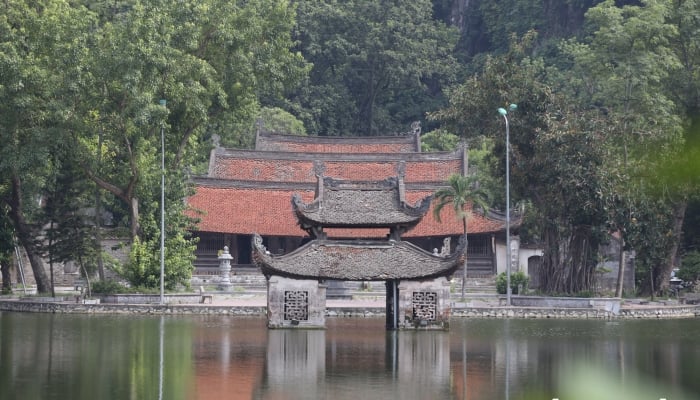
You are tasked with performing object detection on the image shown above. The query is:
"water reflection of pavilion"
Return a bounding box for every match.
[255,324,453,399]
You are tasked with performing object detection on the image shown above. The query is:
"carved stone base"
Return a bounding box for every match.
[397,277,451,330]
[267,276,326,329]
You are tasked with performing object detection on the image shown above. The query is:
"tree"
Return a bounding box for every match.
[0,0,95,293]
[257,107,307,136]
[67,0,307,289]
[44,150,99,297]
[433,173,490,299]
[430,32,620,294]
[562,0,684,296]
[292,0,459,136]
[420,129,460,152]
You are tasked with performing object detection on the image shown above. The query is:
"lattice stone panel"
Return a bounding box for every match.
[412,291,437,321]
[284,290,309,321]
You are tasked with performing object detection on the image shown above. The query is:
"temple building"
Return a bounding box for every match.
[186,127,530,327]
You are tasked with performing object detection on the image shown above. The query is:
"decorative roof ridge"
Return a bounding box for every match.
[191,176,452,191]
[253,233,467,260]
[256,131,418,144]
[483,207,525,227]
[191,177,316,190]
[212,146,463,161]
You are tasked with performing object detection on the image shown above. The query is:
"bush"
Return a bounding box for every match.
[496,271,530,294]
[121,235,195,291]
[91,280,129,295]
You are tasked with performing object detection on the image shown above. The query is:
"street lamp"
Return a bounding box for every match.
[498,104,517,307]
[159,99,167,305]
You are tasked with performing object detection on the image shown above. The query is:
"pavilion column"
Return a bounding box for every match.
[228,235,238,265]
[267,276,326,329]
[386,280,399,330]
[397,278,452,330]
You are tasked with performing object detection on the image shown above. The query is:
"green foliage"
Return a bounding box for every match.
[121,193,198,290]
[44,149,99,280]
[496,271,529,295]
[560,0,687,294]
[122,237,158,288]
[433,173,491,229]
[91,280,130,295]
[420,129,460,152]
[258,107,306,136]
[431,31,609,293]
[293,0,459,136]
[0,0,96,293]
[677,251,700,286]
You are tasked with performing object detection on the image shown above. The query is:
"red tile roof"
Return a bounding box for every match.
[189,134,505,239]
[187,185,504,237]
[208,150,464,183]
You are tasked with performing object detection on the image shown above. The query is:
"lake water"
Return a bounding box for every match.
[1,312,698,400]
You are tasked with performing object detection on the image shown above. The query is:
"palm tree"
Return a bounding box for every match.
[433,173,490,299]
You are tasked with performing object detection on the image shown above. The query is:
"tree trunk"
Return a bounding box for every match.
[615,235,625,297]
[539,222,596,294]
[461,216,468,299]
[8,174,50,293]
[95,131,105,280]
[1,260,11,293]
[658,200,687,293]
[84,168,140,240]
[130,197,140,239]
[49,221,55,298]
[451,0,471,32]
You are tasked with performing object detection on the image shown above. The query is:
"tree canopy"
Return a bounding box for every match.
[2,0,699,296]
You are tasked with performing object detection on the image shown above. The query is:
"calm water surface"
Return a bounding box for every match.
[1,312,698,400]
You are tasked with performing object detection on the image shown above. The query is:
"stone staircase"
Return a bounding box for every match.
[462,276,498,294]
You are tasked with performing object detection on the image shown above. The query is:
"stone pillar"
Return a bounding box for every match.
[267,276,326,329]
[218,246,233,291]
[510,235,520,272]
[397,277,451,330]
[386,280,399,330]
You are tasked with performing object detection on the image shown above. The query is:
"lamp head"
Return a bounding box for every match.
[498,108,507,116]
[509,103,517,111]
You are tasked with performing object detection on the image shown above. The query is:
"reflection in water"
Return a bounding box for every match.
[260,329,326,398]
[159,315,164,400]
[0,312,193,400]
[504,319,510,400]
[256,321,452,399]
[1,313,698,400]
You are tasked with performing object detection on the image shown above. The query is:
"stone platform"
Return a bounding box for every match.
[1,293,698,320]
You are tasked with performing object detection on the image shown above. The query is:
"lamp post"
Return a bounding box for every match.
[498,104,517,307]
[159,99,167,305]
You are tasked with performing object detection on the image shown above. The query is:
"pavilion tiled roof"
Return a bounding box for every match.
[291,177,431,230]
[187,178,506,237]
[251,233,465,281]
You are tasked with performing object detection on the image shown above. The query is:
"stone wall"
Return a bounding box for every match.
[4,234,128,289]
[1,299,697,320]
